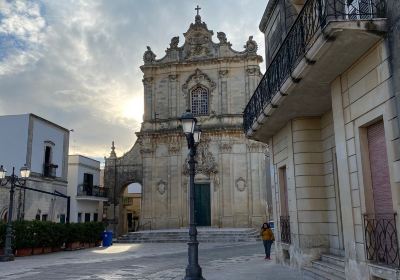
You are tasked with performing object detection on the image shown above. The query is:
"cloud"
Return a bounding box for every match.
[0,0,47,75]
[0,0,266,161]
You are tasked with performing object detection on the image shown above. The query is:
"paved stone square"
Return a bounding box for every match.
[0,243,311,279]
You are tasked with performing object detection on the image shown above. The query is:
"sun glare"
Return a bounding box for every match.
[122,96,143,122]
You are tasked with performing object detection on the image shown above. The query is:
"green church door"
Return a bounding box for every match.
[194,183,211,227]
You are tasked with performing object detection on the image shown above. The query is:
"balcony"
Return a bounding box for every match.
[76,184,108,201]
[43,163,58,178]
[364,213,400,267]
[244,0,387,140]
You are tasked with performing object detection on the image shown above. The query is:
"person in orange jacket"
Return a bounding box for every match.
[260,222,275,260]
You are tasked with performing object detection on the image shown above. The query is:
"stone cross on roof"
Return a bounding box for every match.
[195,5,201,16]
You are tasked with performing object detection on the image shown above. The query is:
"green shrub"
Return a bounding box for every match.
[50,222,65,248]
[0,222,6,248]
[7,220,106,249]
[12,220,34,249]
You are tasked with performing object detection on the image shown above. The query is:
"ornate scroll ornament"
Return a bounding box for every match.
[142,77,153,86]
[168,141,180,155]
[218,142,232,153]
[169,74,178,82]
[244,36,258,54]
[139,137,154,155]
[157,180,167,195]
[246,67,259,75]
[182,179,188,193]
[219,70,229,78]
[183,140,218,176]
[211,173,220,192]
[182,69,216,97]
[236,177,247,192]
[143,46,156,64]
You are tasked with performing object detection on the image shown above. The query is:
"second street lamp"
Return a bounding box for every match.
[0,164,30,262]
[180,110,205,280]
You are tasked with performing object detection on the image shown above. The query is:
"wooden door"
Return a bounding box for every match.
[194,183,211,227]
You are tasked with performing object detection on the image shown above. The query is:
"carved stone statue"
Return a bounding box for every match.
[217,32,227,44]
[169,36,179,49]
[143,46,156,63]
[244,36,258,54]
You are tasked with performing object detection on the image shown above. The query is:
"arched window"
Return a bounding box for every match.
[191,86,209,116]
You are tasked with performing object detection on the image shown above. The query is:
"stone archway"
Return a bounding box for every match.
[118,183,142,234]
[104,141,143,236]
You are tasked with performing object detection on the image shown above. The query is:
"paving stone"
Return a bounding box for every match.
[0,243,311,280]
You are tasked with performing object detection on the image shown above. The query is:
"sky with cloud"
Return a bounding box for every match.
[0,0,266,163]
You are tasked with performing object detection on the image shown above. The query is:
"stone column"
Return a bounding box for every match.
[168,74,178,118]
[219,69,229,114]
[143,77,154,121]
[246,67,260,103]
[139,139,155,227]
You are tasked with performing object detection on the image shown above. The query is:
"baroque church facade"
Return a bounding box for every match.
[104,12,268,233]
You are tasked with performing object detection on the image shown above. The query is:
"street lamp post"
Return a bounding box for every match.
[180,110,204,280]
[0,165,30,262]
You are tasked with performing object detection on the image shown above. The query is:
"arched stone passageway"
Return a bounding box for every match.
[118,182,142,234]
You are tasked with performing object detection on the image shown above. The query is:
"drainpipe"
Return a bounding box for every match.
[387,0,400,163]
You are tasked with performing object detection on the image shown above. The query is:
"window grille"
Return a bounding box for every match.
[191,87,209,116]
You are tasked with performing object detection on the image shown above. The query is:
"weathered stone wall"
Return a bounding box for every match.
[271,115,341,267]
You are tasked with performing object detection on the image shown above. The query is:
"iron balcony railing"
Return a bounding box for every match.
[243,0,387,134]
[280,216,291,244]
[77,184,108,198]
[364,213,400,267]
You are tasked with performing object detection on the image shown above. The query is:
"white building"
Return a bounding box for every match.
[0,114,69,222]
[67,155,107,223]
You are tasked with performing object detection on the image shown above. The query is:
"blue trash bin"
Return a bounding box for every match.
[102,231,113,247]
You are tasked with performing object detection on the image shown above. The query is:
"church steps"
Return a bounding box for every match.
[116,228,261,243]
[303,254,345,280]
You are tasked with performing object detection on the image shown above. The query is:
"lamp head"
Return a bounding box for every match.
[193,125,202,144]
[0,165,6,179]
[180,109,197,134]
[20,165,30,179]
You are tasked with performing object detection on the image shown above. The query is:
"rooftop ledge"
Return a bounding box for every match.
[243,0,388,142]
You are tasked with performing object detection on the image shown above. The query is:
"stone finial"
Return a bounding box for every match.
[143,46,156,64]
[110,141,117,158]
